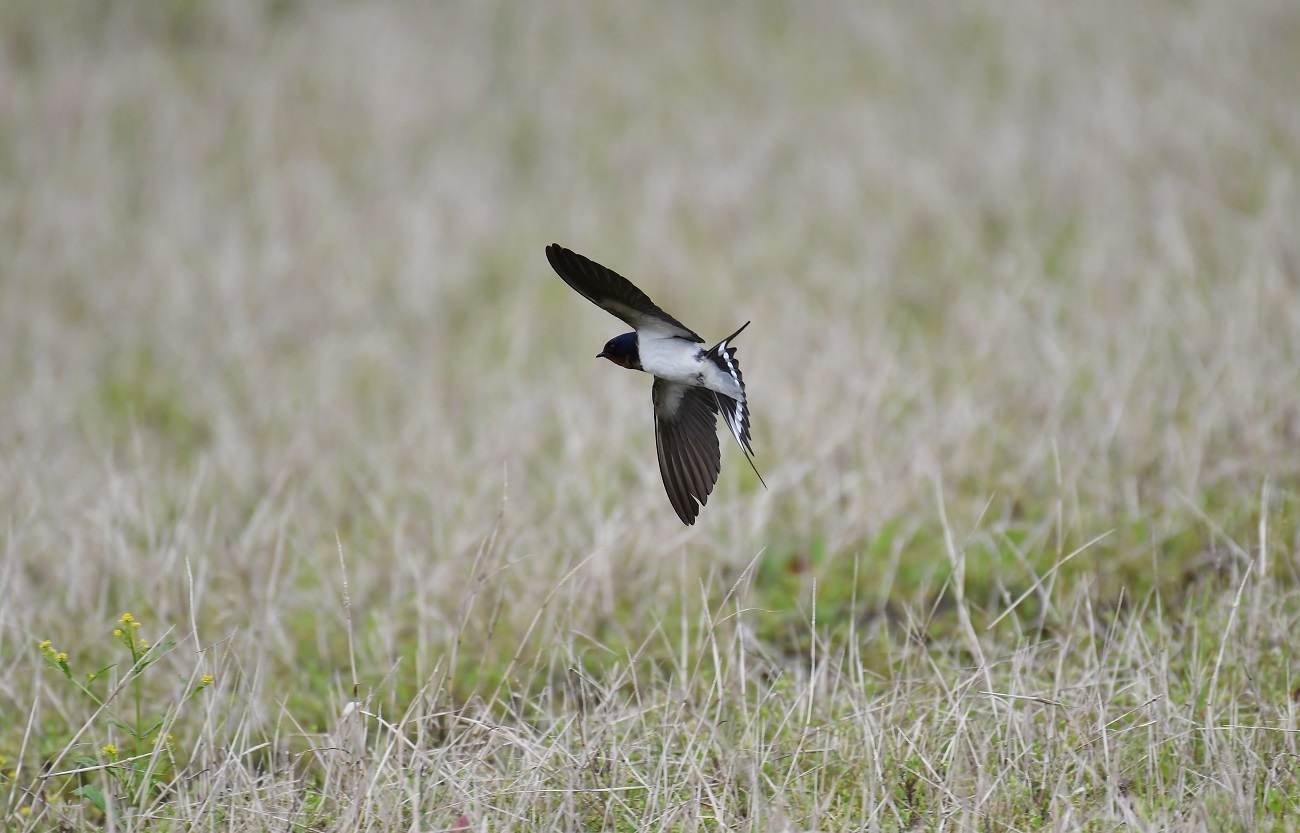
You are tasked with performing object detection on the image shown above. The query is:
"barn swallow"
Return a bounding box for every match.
[547,244,764,524]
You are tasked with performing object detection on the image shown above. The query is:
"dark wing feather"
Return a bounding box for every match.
[547,244,703,342]
[652,379,721,525]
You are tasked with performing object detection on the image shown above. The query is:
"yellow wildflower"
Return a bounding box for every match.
[55,652,68,663]
[101,744,117,758]
[119,613,133,624]
[201,674,214,685]
[131,621,140,629]
[113,629,123,637]
[39,640,52,651]
[138,639,149,650]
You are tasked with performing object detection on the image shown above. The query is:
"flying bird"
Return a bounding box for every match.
[547,244,763,524]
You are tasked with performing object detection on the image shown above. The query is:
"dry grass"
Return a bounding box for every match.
[2,1,1299,830]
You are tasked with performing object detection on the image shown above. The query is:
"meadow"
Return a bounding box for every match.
[1,2,1299,830]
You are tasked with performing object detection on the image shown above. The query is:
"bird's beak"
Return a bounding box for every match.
[596,351,608,359]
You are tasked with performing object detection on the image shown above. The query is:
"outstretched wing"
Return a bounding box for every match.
[652,378,721,525]
[547,244,704,342]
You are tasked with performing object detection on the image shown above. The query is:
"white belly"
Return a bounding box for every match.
[639,336,744,400]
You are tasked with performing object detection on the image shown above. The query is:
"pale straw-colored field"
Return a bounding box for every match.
[2,2,1298,830]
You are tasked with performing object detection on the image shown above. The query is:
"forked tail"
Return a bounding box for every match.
[707,322,766,490]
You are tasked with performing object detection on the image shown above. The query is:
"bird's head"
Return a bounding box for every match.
[597,332,641,370]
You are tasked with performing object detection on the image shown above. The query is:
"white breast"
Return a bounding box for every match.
[640,335,744,400]
[639,336,704,382]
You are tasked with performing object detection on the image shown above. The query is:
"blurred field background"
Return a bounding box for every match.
[2,1,1299,830]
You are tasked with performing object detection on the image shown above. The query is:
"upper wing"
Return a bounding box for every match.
[547,244,704,343]
[652,379,721,525]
